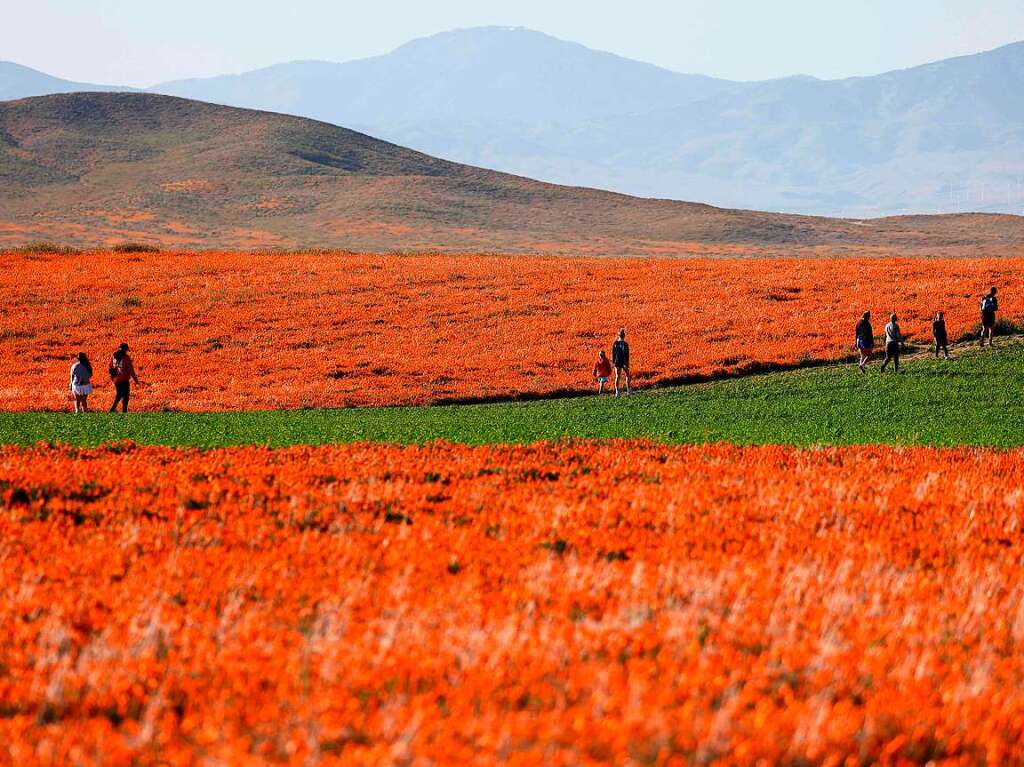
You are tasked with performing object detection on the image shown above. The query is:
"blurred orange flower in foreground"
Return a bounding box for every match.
[3,440,1024,764]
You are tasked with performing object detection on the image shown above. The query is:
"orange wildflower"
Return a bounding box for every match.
[1,441,1024,763]
[1,250,1020,410]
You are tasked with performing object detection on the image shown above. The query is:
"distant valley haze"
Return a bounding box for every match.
[3,22,1024,218]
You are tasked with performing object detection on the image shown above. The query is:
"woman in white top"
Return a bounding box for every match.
[880,314,902,374]
[70,352,94,412]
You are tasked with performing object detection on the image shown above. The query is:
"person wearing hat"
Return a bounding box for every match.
[109,342,140,412]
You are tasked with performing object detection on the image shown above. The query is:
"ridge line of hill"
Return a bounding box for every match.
[3,92,1024,253]
[5,30,1024,217]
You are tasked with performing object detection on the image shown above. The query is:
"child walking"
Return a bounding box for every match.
[593,350,612,395]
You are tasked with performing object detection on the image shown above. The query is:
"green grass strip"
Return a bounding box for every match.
[2,344,1023,448]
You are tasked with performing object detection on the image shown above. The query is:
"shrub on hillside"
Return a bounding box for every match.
[7,241,81,255]
[956,318,1023,343]
[111,242,161,253]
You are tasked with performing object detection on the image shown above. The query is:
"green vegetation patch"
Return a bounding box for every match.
[1,344,1022,448]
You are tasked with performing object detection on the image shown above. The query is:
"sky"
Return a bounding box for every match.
[4,0,1024,86]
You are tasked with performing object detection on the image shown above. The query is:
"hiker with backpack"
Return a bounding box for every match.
[593,350,612,395]
[980,287,999,347]
[612,329,631,397]
[109,342,141,413]
[880,313,903,374]
[69,352,94,413]
[855,311,874,372]
[933,311,950,359]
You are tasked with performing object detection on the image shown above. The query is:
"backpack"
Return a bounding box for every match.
[982,295,996,312]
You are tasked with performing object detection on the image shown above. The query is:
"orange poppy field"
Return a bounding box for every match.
[3,440,1024,765]
[2,249,1021,411]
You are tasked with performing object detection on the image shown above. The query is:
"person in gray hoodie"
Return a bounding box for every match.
[880,314,903,374]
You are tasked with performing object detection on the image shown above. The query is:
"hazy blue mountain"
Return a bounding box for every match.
[148,29,1024,217]
[5,28,1024,217]
[501,40,1024,216]
[0,61,134,101]
[153,27,735,127]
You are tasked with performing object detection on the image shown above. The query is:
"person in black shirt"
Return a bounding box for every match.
[980,287,999,347]
[933,311,950,359]
[611,328,631,397]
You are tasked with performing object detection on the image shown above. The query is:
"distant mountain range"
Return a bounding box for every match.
[4,92,1023,253]
[149,27,1024,218]
[0,61,137,101]
[3,27,1024,218]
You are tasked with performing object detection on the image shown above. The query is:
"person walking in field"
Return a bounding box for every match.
[612,329,631,397]
[855,311,874,372]
[109,343,140,413]
[933,311,950,359]
[880,313,903,374]
[69,352,94,413]
[593,350,613,395]
[980,287,999,347]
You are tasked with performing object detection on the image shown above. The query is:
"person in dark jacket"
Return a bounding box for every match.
[855,311,874,373]
[611,328,631,397]
[980,287,999,347]
[933,311,950,359]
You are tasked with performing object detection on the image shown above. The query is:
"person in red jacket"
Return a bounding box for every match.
[593,350,613,395]
[109,342,141,413]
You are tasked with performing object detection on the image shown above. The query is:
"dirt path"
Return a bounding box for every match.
[871,333,1022,367]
